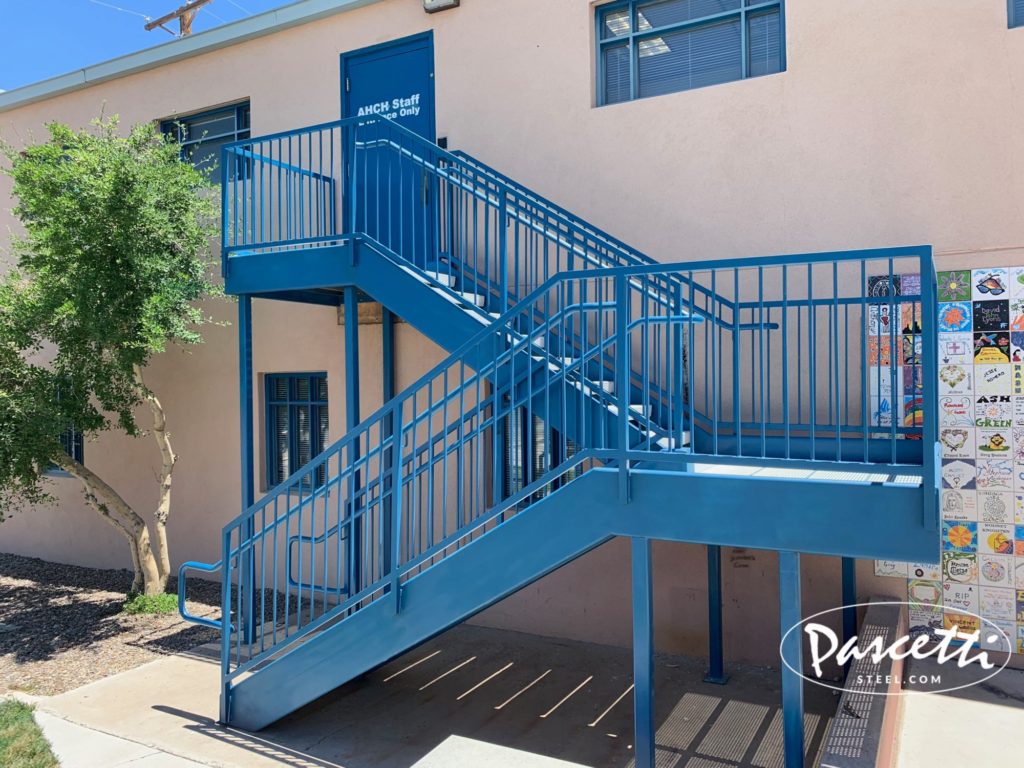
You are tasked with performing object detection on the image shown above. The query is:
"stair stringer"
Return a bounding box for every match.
[226,467,932,731]
[227,469,617,731]
[348,239,655,451]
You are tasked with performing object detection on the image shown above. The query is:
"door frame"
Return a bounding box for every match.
[339,31,437,244]
[340,30,436,140]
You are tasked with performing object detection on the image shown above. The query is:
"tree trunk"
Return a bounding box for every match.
[54,453,164,596]
[135,365,176,590]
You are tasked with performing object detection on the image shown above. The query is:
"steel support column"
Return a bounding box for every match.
[779,550,805,768]
[344,287,362,594]
[381,307,395,578]
[704,544,728,684]
[841,557,857,648]
[632,537,655,768]
[238,295,255,643]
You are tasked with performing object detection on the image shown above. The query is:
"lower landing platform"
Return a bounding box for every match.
[39,623,835,767]
[268,624,838,767]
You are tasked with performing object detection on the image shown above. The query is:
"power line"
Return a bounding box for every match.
[87,0,151,21]
[223,0,251,15]
[198,5,226,23]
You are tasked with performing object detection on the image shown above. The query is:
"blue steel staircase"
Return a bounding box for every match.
[180,116,940,763]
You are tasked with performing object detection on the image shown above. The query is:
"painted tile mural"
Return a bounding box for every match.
[875,266,1024,653]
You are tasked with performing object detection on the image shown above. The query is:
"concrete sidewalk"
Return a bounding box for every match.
[15,625,837,767]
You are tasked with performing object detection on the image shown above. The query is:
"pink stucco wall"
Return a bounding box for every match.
[2,0,1023,664]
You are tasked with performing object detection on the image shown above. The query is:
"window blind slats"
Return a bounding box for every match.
[603,44,632,104]
[266,373,328,487]
[1014,0,1024,28]
[273,405,290,483]
[748,10,782,77]
[637,0,740,30]
[598,0,783,105]
[638,19,742,98]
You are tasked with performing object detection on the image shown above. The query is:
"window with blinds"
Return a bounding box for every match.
[160,102,251,181]
[597,0,784,106]
[1013,0,1024,28]
[503,410,580,499]
[58,426,84,465]
[266,373,329,488]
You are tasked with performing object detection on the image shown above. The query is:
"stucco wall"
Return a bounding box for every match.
[2,0,1023,665]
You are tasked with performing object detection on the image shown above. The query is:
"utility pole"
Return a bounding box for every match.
[145,0,215,37]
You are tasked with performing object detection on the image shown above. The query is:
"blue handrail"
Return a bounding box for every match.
[178,560,227,631]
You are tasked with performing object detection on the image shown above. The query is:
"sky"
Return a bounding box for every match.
[0,0,295,93]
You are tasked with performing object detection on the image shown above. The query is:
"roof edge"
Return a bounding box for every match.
[0,0,384,114]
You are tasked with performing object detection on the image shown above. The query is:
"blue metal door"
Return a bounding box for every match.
[342,33,436,268]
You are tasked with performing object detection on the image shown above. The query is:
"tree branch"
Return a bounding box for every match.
[53,452,163,594]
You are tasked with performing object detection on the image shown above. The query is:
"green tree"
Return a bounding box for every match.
[0,116,220,596]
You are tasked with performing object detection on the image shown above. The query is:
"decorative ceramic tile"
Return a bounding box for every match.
[980,619,1015,651]
[942,459,976,490]
[979,491,1013,524]
[978,523,1014,555]
[938,270,971,302]
[942,550,978,580]
[938,365,972,396]
[974,331,1011,364]
[977,428,1012,457]
[1012,331,1024,359]
[943,611,980,635]
[979,586,1016,621]
[867,336,893,367]
[868,305,893,336]
[975,395,1012,428]
[868,366,894,397]
[973,268,1009,300]
[977,458,1014,490]
[903,366,923,395]
[874,560,908,578]
[908,561,942,580]
[973,300,1010,332]
[939,333,974,365]
[902,395,923,430]
[868,274,901,297]
[940,395,975,426]
[978,554,1014,588]
[908,607,944,639]
[940,427,974,459]
[944,582,979,615]
[942,489,977,522]
[1012,300,1024,332]
[869,396,894,428]
[901,304,923,335]
[975,364,1012,397]
[938,302,972,333]
[908,579,943,607]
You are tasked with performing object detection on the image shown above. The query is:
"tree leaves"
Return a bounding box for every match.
[0,116,220,517]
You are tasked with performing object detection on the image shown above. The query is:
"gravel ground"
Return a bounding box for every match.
[0,553,221,696]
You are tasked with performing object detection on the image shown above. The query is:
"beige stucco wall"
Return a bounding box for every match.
[2,0,1023,665]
